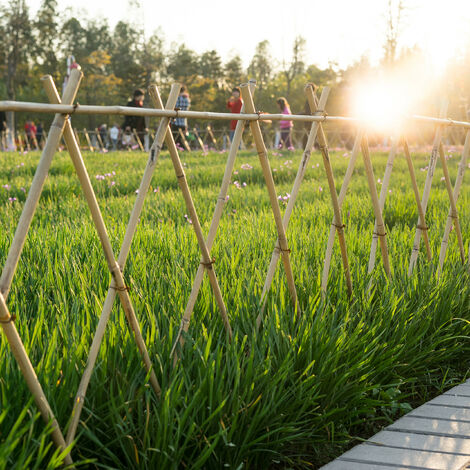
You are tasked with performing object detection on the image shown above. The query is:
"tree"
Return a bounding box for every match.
[34,0,59,78]
[167,44,199,84]
[248,40,272,91]
[0,0,33,148]
[282,36,306,98]
[224,55,244,88]
[383,0,405,67]
[199,50,223,81]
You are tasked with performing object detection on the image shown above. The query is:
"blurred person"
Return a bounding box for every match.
[277,97,294,150]
[226,87,243,141]
[123,89,147,143]
[109,123,120,150]
[171,86,191,149]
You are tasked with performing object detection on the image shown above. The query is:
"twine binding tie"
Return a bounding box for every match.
[0,314,16,324]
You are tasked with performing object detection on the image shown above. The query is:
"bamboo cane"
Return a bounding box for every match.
[438,142,466,263]
[367,135,399,273]
[0,293,73,466]
[42,75,162,436]
[170,80,256,362]
[133,128,144,151]
[193,127,205,152]
[257,86,332,328]
[73,128,81,149]
[66,84,180,446]
[206,125,217,148]
[95,127,105,151]
[240,83,298,312]
[0,69,82,466]
[149,85,232,336]
[24,132,31,151]
[402,137,432,261]
[0,69,83,299]
[17,133,24,153]
[321,129,364,294]
[178,128,191,152]
[438,130,470,275]
[32,134,39,150]
[83,128,94,152]
[361,135,392,279]
[408,101,449,275]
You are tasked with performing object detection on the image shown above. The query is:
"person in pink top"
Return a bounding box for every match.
[277,97,294,150]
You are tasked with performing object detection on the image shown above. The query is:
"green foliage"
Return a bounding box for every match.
[0,148,469,468]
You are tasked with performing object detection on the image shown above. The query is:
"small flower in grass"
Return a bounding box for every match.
[377,178,382,184]
[8,197,17,202]
[242,182,247,187]
[109,181,116,187]
[318,186,323,192]
[2,184,11,191]
[225,195,230,202]
[233,180,241,189]
[343,152,350,157]
[241,163,253,170]
[20,162,24,166]
[316,163,320,168]
[288,146,294,151]
[135,189,139,194]
[273,168,277,172]
[234,170,238,175]
[95,174,105,181]
[20,187,26,193]
[154,187,160,193]
[388,189,392,194]
[441,176,445,181]
[184,214,192,224]
[112,170,116,176]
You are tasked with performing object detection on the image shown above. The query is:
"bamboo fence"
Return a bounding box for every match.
[0,74,469,464]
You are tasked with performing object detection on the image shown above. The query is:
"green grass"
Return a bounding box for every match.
[0,147,469,469]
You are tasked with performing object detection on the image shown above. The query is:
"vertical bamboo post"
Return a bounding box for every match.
[170,80,256,361]
[193,127,205,152]
[438,142,466,263]
[240,83,299,313]
[402,137,432,261]
[149,85,232,338]
[361,134,392,279]
[257,85,330,324]
[133,128,144,151]
[306,85,353,297]
[95,127,105,151]
[83,128,94,152]
[438,130,470,275]
[321,129,364,294]
[408,101,448,275]
[66,84,180,445]
[178,128,191,152]
[367,135,399,273]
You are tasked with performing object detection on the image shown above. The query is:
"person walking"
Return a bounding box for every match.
[277,97,294,150]
[226,87,243,142]
[122,89,147,144]
[109,123,120,150]
[171,86,191,149]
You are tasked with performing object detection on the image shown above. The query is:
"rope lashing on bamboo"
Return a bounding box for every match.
[0,314,16,323]
[200,258,216,268]
[109,285,130,292]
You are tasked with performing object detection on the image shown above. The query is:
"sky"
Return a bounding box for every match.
[27,0,470,72]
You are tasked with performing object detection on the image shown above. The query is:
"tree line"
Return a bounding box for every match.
[1,0,470,133]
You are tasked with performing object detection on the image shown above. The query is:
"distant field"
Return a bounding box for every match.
[0,148,469,469]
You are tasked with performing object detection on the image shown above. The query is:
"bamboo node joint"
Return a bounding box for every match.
[0,314,16,324]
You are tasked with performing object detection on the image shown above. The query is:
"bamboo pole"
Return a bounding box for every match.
[17,133,24,153]
[321,129,364,294]
[402,137,432,261]
[361,135,392,279]
[42,75,162,440]
[66,84,180,446]
[206,125,217,148]
[409,101,449,275]
[178,128,191,152]
[438,142,466,263]
[367,135,399,273]
[438,130,470,275]
[95,127,105,151]
[32,134,39,150]
[240,83,299,313]
[24,132,31,151]
[149,85,231,335]
[73,128,81,149]
[193,127,205,152]
[0,69,82,466]
[83,128,94,152]
[133,128,144,151]
[0,293,73,466]
[170,80,256,362]
[258,85,330,323]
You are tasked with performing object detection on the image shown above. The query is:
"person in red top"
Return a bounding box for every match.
[226,87,243,141]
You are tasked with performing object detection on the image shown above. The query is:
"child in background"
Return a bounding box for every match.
[277,97,294,150]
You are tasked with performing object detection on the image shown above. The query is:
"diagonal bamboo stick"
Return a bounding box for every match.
[95,127,105,151]
[149,85,232,338]
[0,293,73,466]
[133,128,144,151]
[438,130,470,275]
[438,142,466,263]
[240,83,299,313]
[178,128,191,152]
[193,127,205,152]
[257,86,329,326]
[408,101,449,275]
[170,80,256,361]
[0,69,82,300]
[42,75,162,441]
[0,69,82,467]
[83,128,94,152]
[402,137,432,261]
[306,86,353,297]
[361,135,392,279]
[367,135,399,273]
[66,84,180,446]
[321,129,364,294]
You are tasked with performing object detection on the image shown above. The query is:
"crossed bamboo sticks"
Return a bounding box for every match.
[0,73,468,466]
